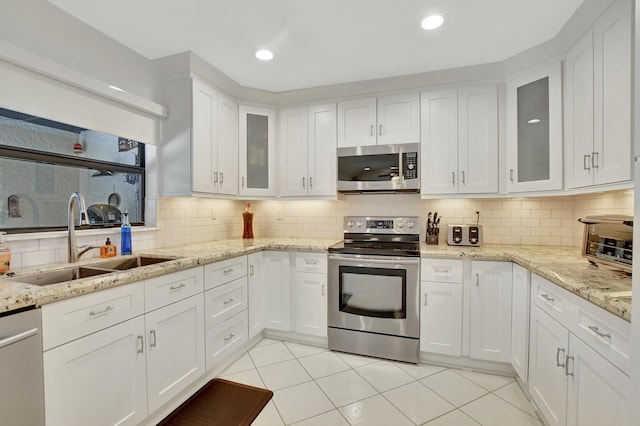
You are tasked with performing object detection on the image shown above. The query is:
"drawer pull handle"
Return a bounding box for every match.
[223,268,233,275]
[556,347,565,367]
[170,283,186,291]
[475,273,480,287]
[565,355,574,377]
[137,336,144,354]
[541,294,555,304]
[588,325,611,339]
[304,260,319,265]
[321,285,326,296]
[223,298,235,305]
[224,333,235,342]
[433,268,451,274]
[150,330,157,347]
[424,293,428,306]
[89,305,113,316]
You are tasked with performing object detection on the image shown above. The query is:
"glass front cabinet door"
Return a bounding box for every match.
[505,62,563,193]
[239,105,276,197]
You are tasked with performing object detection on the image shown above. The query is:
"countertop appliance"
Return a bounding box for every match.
[337,143,419,193]
[578,215,632,273]
[328,216,420,363]
[447,224,483,246]
[0,308,45,425]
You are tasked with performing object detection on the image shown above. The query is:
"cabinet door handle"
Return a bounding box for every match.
[224,333,235,342]
[583,154,591,171]
[556,347,565,367]
[475,273,480,286]
[213,171,218,183]
[565,355,574,376]
[588,325,611,339]
[137,335,144,354]
[509,169,514,183]
[169,283,186,291]
[451,171,455,185]
[89,305,113,316]
[541,293,555,304]
[250,264,254,276]
[461,171,465,185]
[370,124,375,136]
[424,293,428,306]
[379,124,383,135]
[150,330,157,348]
[321,285,325,296]
[223,298,235,305]
[219,172,224,184]
[241,176,245,189]
[302,177,306,189]
[223,268,234,275]
[592,152,599,169]
[309,177,313,189]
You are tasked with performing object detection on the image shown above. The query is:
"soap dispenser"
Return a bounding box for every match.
[121,210,132,255]
[100,238,117,258]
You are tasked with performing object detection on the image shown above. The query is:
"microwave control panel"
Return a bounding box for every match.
[403,152,418,180]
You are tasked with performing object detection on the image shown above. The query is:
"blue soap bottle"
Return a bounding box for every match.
[121,210,132,255]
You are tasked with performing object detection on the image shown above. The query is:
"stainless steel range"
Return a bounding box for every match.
[328,216,420,363]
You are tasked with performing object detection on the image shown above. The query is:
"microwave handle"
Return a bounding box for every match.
[398,149,404,188]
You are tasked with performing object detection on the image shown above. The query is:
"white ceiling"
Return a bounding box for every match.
[47,0,584,93]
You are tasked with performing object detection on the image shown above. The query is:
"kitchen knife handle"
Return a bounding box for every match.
[583,154,591,171]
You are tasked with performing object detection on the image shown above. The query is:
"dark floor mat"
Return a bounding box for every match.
[158,378,273,426]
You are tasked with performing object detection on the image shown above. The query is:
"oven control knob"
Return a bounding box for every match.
[347,221,354,228]
[356,221,363,228]
[407,221,415,228]
[398,222,404,228]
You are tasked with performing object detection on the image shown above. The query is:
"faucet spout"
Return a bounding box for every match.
[68,192,93,263]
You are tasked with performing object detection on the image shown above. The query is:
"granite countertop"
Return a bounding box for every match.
[0,239,632,322]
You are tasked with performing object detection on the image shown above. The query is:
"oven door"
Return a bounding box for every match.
[328,253,420,338]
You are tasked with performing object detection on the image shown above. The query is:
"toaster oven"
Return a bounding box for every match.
[578,215,633,273]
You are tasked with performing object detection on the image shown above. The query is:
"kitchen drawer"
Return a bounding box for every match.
[42,282,144,350]
[205,277,248,330]
[531,273,571,328]
[294,252,327,273]
[570,295,630,375]
[145,267,204,312]
[205,310,248,370]
[421,258,464,283]
[204,256,247,291]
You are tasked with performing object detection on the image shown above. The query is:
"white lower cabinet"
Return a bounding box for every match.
[248,252,265,339]
[205,310,249,370]
[511,263,530,382]
[469,261,512,363]
[420,281,463,356]
[145,293,205,414]
[263,251,292,331]
[528,302,630,426]
[294,271,327,337]
[43,316,147,426]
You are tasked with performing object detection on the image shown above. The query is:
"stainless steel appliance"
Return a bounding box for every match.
[328,216,420,363]
[0,308,45,425]
[337,143,419,193]
[447,224,483,246]
[578,215,633,273]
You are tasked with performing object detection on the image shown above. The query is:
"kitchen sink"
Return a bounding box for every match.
[91,255,179,271]
[8,266,113,286]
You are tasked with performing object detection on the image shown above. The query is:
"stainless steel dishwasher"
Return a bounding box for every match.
[0,308,45,426]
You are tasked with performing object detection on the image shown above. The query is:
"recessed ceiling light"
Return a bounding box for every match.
[528,118,542,124]
[421,13,446,30]
[254,49,275,61]
[108,84,125,92]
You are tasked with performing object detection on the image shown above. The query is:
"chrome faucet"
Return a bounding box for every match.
[67,192,98,262]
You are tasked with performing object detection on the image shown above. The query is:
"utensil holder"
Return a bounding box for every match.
[426,234,439,245]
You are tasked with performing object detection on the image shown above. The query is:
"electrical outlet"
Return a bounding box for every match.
[211,208,216,220]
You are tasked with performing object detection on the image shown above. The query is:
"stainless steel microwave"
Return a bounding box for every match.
[337,143,419,192]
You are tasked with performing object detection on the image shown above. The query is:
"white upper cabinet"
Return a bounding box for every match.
[162,76,238,197]
[239,105,276,197]
[565,0,632,189]
[337,93,419,148]
[279,103,337,197]
[505,62,563,193]
[421,84,498,195]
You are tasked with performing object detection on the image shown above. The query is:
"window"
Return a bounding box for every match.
[0,108,146,233]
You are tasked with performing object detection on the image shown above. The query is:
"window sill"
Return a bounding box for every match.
[4,227,160,242]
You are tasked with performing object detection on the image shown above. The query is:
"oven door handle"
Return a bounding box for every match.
[329,255,419,265]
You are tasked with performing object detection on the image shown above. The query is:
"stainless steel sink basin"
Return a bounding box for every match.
[91,255,179,271]
[8,267,113,286]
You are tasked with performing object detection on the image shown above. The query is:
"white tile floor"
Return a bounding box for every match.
[220,339,542,426]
